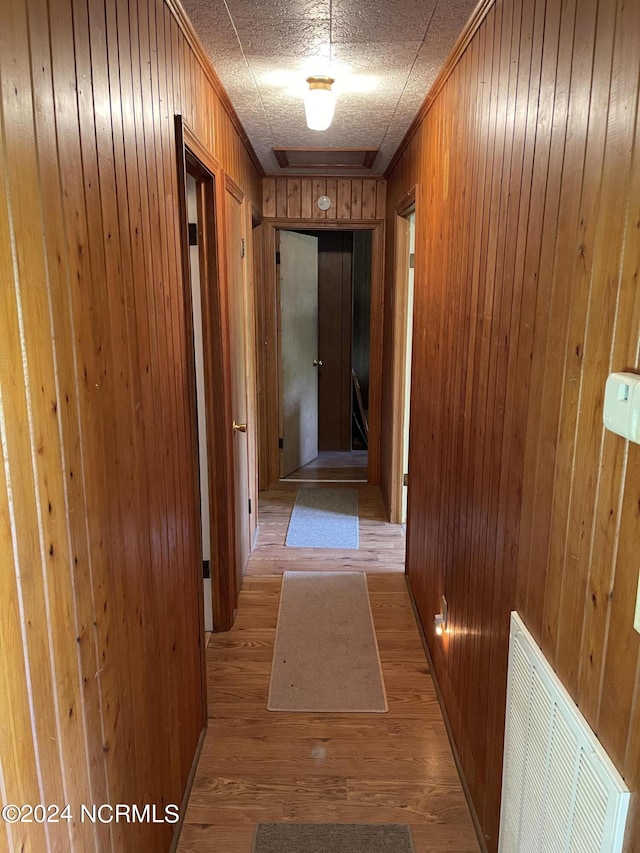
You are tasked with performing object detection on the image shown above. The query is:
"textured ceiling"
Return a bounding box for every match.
[182,0,479,175]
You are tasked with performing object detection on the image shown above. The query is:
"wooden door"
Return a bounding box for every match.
[279,230,319,477]
[317,231,353,451]
[225,185,251,591]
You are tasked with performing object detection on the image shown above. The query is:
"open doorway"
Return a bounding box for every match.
[389,187,417,524]
[278,229,372,483]
[185,170,214,631]
[176,117,241,634]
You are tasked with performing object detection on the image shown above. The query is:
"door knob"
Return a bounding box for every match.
[233,421,247,433]
[313,359,323,367]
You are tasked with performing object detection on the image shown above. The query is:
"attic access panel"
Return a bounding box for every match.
[273,148,378,171]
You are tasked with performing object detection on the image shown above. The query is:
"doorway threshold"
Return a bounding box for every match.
[282,450,368,483]
[280,477,368,483]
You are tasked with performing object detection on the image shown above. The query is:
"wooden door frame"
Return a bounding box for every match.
[260,218,385,487]
[389,186,418,524]
[246,204,263,541]
[222,172,259,580]
[175,115,238,633]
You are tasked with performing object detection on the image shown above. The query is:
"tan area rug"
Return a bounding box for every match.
[267,571,387,712]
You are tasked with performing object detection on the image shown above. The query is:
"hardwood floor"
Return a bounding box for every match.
[178,486,479,852]
[248,482,405,575]
[284,450,368,482]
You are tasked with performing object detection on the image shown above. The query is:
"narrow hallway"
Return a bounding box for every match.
[178,485,479,852]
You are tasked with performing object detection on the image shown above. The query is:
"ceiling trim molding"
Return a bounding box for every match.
[262,174,387,182]
[273,147,379,170]
[385,0,495,178]
[165,0,265,177]
[263,218,385,229]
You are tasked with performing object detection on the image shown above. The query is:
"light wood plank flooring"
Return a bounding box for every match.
[248,482,405,575]
[178,485,479,852]
[284,450,368,481]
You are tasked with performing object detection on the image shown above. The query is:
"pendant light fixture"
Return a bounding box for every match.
[304,76,336,131]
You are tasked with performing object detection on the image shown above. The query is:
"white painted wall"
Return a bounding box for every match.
[187,174,213,631]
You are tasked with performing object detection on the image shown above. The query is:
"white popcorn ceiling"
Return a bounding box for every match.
[182,0,479,175]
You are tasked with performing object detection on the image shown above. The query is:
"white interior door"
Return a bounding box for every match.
[226,189,251,592]
[186,174,213,630]
[401,213,416,523]
[280,230,319,478]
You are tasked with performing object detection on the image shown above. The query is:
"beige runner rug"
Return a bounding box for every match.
[267,571,388,712]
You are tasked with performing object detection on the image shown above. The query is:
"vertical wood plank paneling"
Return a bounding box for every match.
[0,454,48,853]
[350,178,362,219]
[312,178,326,219]
[0,3,76,848]
[263,177,276,217]
[276,178,287,217]
[613,108,640,789]
[300,179,312,218]
[262,177,385,222]
[0,0,262,848]
[361,179,377,218]
[30,0,115,844]
[569,0,639,735]
[542,0,617,682]
[375,179,386,219]
[385,0,640,849]
[286,178,301,218]
[325,178,337,215]
[0,36,54,843]
[337,178,351,219]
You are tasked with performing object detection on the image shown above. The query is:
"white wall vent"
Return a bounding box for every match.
[499,612,630,853]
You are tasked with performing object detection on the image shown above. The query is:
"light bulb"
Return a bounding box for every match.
[304,77,336,131]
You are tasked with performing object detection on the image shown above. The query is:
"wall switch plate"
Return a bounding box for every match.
[603,372,640,443]
[634,576,640,635]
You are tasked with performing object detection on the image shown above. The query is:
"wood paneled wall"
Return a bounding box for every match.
[0,0,261,850]
[263,177,386,221]
[385,0,640,849]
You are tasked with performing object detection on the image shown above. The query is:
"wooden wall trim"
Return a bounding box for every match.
[169,725,207,853]
[175,115,208,705]
[264,218,385,229]
[183,120,222,174]
[165,0,264,177]
[395,186,417,217]
[225,172,245,203]
[180,120,239,632]
[384,0,495,178]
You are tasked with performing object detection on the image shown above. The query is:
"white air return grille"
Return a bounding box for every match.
[499,613,629,853]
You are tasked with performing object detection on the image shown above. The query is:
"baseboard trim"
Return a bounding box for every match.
[169,723,207,853]
[405,576,488,853]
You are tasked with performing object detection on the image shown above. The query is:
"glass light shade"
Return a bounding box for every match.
[304,77,335,131]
